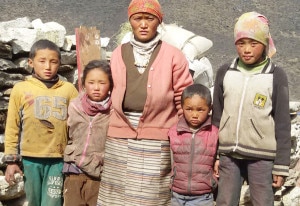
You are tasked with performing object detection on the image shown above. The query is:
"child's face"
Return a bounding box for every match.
[28,49,60,80]
[182,94,211,130]
[235,38,265,65]
[83,68,111,102]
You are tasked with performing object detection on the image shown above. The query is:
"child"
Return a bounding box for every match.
[168,84,218,206]
[3,39,78,206]
[62,60,112,206]
[212,12,291,206]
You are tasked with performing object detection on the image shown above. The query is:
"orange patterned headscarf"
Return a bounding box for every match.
[234,11,276,57]
[128,0,163,23]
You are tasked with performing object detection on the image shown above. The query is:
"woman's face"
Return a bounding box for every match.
[129,12,160,43]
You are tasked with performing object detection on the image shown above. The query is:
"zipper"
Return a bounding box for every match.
[78,121,93,166]
[188,132,196,193]
[234,76,249,151]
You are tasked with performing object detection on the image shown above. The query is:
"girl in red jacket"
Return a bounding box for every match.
[169,84,219,206]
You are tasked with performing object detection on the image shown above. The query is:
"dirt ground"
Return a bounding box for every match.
[1,0,299,100]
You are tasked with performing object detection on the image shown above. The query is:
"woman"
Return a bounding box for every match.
[97,0,193,205]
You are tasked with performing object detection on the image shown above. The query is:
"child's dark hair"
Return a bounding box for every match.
[29,39,61,60]
[181,84,212,106]
[82,60,113,90]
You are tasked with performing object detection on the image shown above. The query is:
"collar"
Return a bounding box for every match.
[32,73,59,88]
[229,57,275,74]
[176,116,212,133]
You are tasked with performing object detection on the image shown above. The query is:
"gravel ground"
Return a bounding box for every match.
[1,0,299,100]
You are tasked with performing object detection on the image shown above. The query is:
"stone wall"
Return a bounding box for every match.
[0,17,299,206]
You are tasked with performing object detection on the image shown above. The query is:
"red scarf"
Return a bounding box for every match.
[81,94,111,116]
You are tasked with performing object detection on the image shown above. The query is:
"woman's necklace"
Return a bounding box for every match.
[134,59,149,68]
[134,54,151,73]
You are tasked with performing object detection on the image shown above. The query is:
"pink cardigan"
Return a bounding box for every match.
[108,41,193,140]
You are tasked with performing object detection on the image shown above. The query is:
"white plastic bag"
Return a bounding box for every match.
[158,23,213,60]
[188,57,214,88]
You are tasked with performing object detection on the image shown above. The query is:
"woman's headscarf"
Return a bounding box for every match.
[128,0,163,23]
[234,11,276,57]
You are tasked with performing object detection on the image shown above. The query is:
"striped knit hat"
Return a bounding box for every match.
[128,0,163,23]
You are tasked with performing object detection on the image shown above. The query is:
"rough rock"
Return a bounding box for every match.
[13,58,32,74]
[0,59,17,72]
[0,18,66,54]
[62,35,76,51]
[0,17,31,30]
[0,71,24,89]
[32,19,66,47]
[0,43,12,60]
[0,173,24,201]
[61,50,77,65]
[2,28,37,54]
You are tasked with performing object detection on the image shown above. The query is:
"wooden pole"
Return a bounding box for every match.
[75,26,101,91]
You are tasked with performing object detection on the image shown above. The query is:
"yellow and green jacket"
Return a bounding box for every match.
[4,77,78,161]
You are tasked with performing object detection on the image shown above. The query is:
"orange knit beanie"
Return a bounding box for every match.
[128,0,163,23]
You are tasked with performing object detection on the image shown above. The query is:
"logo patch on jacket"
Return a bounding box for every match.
[253,94,267,108]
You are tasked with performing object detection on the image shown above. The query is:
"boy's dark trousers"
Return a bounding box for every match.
[216,155,274,206]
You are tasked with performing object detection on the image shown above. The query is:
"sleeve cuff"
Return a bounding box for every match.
[272,164,289,177]
[2,154,22,164]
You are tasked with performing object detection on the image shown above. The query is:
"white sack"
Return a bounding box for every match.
[158,23,213,60]
[121,23,213,61]
[188,57,214,88]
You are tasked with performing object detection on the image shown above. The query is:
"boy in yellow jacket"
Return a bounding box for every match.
[4,39,78,206]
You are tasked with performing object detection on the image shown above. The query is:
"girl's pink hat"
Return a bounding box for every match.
[234,11,276,57]
[128,0,163,23]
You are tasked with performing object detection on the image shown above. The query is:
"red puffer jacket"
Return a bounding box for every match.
[168,116,218,195]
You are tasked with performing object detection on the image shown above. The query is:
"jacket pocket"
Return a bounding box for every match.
[77,152,103,179]
[249,118,264,139]
[218,113,232,143]
[63,145,76,162]
[219,113,230,133]
[203,169,218,190]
